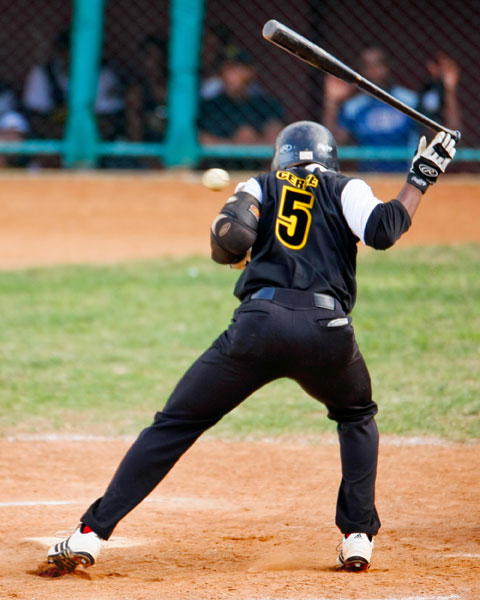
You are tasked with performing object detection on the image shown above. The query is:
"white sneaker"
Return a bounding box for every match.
[47,524,103,574]
[336,532,374,572]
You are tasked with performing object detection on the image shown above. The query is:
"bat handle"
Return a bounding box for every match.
[435,127,461,142]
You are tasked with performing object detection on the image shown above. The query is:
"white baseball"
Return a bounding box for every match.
[201,168,230,191]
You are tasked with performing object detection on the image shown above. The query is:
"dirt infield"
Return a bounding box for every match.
[0,172,479,599]
[1,437,479,600]
[0,172,477,268]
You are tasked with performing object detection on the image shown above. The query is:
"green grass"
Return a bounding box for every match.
[0,245,478,441]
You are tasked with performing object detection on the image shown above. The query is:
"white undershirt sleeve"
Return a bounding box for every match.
[234,177,263,203]
[340,179,383,244]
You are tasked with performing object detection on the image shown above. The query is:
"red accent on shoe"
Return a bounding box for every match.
[81,524,93,534]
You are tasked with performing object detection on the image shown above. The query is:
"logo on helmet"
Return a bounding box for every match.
[317,142,333,153]
[279,144,293,153]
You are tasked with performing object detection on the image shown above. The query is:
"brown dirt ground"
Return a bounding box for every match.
[1,438,479,600]
[0,172,479,599]
[0,172,477,268]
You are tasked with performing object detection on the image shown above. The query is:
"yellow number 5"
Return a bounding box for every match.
[275,186,314,250]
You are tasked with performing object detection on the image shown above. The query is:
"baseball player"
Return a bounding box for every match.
[45,121,456,575]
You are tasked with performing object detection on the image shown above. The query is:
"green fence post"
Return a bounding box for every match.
[164,0,205,167]
[63,0,105,168]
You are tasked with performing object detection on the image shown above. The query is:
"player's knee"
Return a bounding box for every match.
[327,400,378,423]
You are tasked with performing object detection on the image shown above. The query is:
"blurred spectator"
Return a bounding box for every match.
[201,40,264,102]
[198,46,284,146]
[0,111,29,168]
[22,30,71,139]
[200,24,231,100]
[0,81,16,116]
[22,30,124,140]
[125,35,167,143]
[417,53,461,133]
[323,47,418,171]
[323,47,462,172]
[96,58,125,141]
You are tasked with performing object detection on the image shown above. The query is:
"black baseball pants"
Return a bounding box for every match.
[82,291,380,539]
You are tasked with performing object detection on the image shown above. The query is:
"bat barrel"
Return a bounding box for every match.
[263,19,462,143]
[263,20,360,84]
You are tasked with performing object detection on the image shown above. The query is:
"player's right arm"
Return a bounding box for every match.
[343,131,456,250]
[210,185,261,265]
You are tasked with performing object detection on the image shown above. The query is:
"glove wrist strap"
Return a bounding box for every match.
[406,171,430,193]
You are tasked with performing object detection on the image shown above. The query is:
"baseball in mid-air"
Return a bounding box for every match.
[201,168,230,191]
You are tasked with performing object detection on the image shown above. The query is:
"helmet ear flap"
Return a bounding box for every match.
[272,121,338,172]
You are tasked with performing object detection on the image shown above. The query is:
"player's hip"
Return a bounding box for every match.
[216,292,357,366]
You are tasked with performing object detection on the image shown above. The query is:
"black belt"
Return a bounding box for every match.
[250,287,336,310]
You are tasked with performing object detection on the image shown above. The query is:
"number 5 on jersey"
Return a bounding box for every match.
[275,186,314,250]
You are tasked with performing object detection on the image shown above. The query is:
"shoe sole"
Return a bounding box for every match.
[342,556,370,572]
[337,554,370,572]
[48,551,95,574]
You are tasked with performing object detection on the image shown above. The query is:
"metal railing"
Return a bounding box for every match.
[0,0,478,170]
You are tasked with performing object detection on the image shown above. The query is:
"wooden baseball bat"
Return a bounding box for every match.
[262,19,461,141]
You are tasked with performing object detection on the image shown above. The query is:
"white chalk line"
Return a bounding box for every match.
[444,552,480,558]
[0,500,76,507]
[0,496,233,509]
[6,433,136,443]
[23,536,142,548]
[4,433,476,446]
[242,596,461,600]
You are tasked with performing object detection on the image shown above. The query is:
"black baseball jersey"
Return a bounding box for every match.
[235,167,358,311]
[234,166,411,313]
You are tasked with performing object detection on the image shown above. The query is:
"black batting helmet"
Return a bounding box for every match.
[272,121,339,171]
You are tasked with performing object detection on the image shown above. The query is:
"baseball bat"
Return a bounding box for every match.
[262,19,461,141]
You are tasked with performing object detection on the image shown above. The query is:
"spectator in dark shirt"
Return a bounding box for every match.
[200,24,231,101]
[417,53,461,134]
[0,81,16,117]
[198,46,284,147]
[125,35,167,143]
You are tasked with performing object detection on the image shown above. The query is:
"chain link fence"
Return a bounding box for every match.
[102,0,169,167]
[0,0,72,166]
[0,0,478,170]
[200,0,478,171]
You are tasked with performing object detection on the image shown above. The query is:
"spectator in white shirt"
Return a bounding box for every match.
[22,30,124,140]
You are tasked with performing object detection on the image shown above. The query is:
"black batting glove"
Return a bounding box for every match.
[407,131,456,193]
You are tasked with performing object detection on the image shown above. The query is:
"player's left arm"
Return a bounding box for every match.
[210,191,261,265]
[349,131,456,250]
[340,179,411,251]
